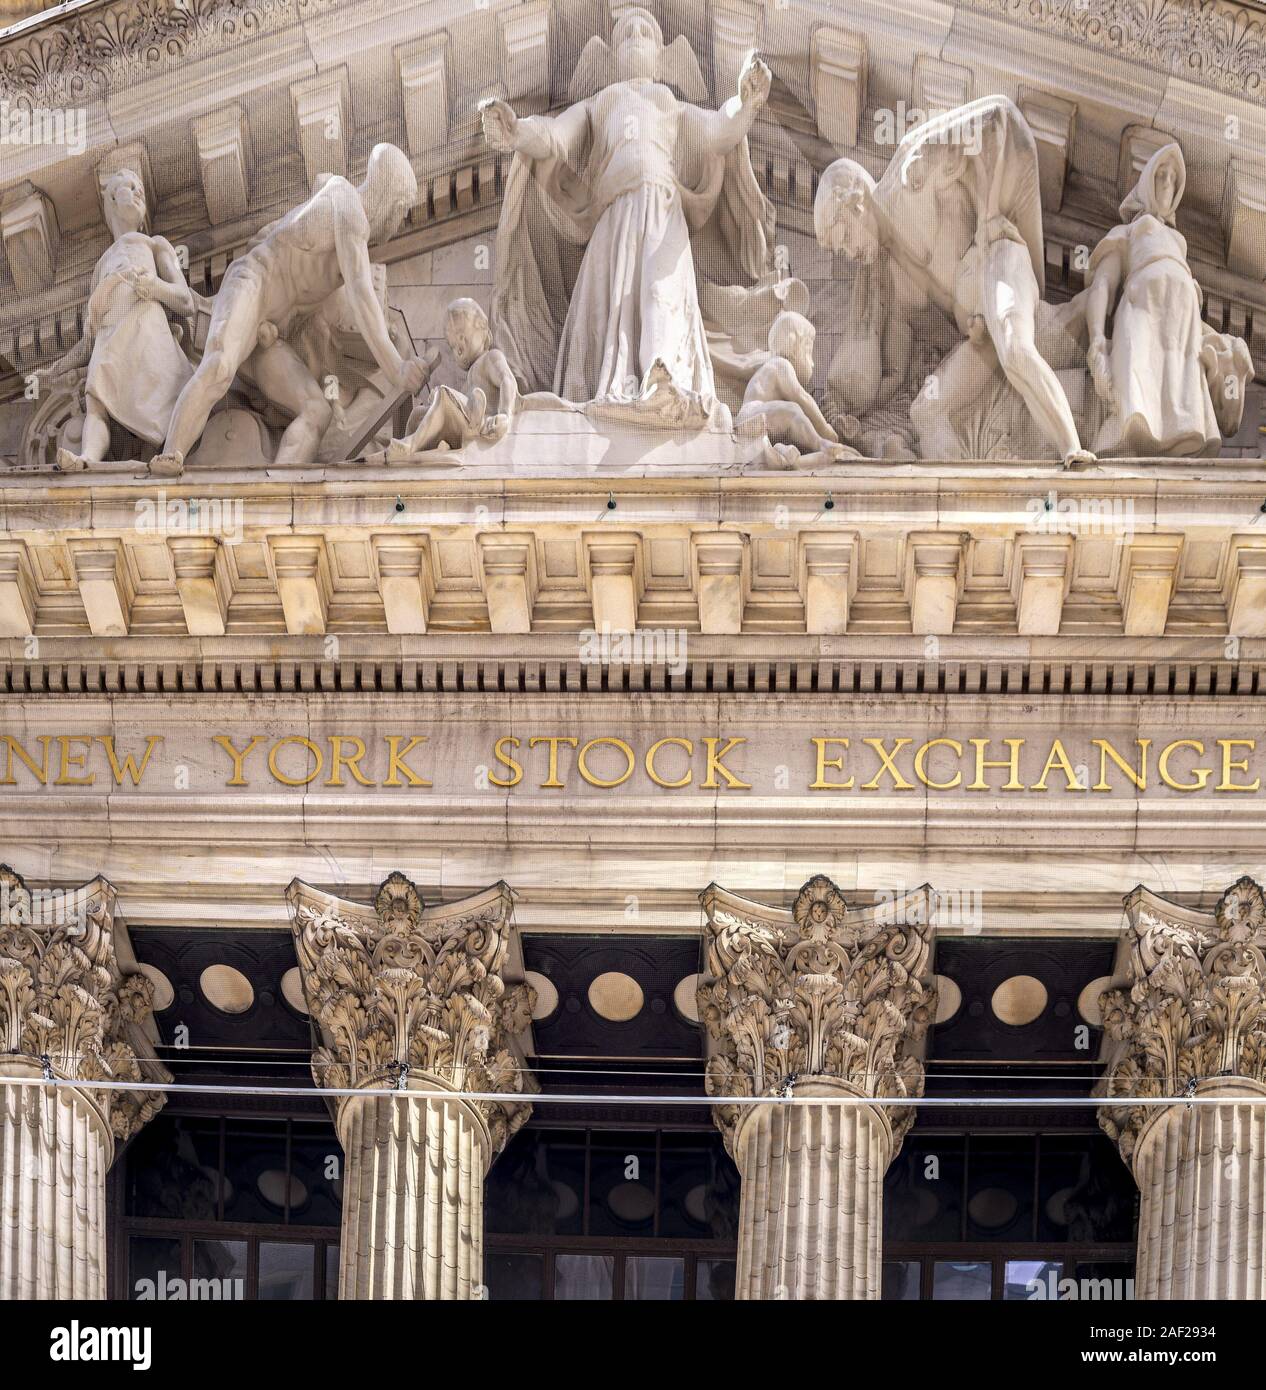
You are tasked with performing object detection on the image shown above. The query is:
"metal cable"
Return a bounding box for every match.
[0,1072,1243,1107]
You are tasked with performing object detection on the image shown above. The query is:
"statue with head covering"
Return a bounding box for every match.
[1085,142,1252,456]
[480,7,795,414]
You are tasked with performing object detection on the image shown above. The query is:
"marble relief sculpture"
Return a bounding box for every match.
[148,143,428,476]
[376,298,516,463]
[36,169,201,470]
[816,96,1094,466]
[1085,143,1252,457]
[735,310,860,466]
[481,7,785,418]
[13,40,1256,475]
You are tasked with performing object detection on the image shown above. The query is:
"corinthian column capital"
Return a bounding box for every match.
[699,875,938,1152]
[1097,875,1266,1167]
[286,872,536,1157]
[0,863,169,1147]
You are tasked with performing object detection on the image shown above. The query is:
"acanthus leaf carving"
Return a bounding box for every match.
[698,874,937,1154]
[1096,875,1266,1167]
[0,863,169,1143]
[287,871,536,1157]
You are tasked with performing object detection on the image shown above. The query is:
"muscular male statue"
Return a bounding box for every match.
[150,142,427,476]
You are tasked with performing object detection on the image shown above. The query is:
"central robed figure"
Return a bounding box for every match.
[480,7,790,410]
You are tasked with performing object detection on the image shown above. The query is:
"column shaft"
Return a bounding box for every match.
[337,1087,489,1299]
[1132,1083,1266,1299]
[0,1079,110,1300]
[733,1094,889,1300]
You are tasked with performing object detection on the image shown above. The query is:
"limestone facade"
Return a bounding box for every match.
[0,0,1264,1301]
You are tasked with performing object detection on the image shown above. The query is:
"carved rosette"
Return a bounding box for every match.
[0,864,169,1147]
[286,872,536,1158]
[698,875,937,1153]
[1096,875,1266,1168]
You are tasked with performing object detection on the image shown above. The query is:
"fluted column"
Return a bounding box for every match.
[699,876,937,1300]
[0,866,169,1299]
[288,873,535,1301]
[1097,877,1266,1299]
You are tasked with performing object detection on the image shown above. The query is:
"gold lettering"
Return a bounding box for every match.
[55,735,94,785]
[702,737,750,790]
[384,735,431,787]
[267,736,323,787]
[1091,739,1150,792]
[97,735,163,786]
[0,734,50,785]
[1158,740,1210,792]
[212,734,264,787]
[810,737,853,790]
[967,738,1026,792]
[1217,739,1259,792]
[914,738,962,790]
[488,736,522,788]
[578,737,635,789]
[1031,739,1082,792]
[326,735,375,787]
[645,737,692,789]
[529,736,579,788]
[861,738,915,791]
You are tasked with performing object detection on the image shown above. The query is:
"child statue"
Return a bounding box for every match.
[378,298,518,462]
[736,311,860,467]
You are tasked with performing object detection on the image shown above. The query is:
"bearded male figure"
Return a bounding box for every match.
[482,8,783,409]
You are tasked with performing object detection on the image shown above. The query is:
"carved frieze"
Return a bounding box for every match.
[963,0,1266,98]
[1,0,1263,112]
[0,0,340,108]
[286,872,535,1155]
[698,875,937,1152]
[1097,875,1266,1166]
[0,863,168,1143]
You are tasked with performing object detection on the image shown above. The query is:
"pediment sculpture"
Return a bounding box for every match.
[814,101,1252,465]
[31,169,204,472]
[14,32,1254,477]
[24,145,426,476]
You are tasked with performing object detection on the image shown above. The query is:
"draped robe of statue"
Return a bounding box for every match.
[489,42,792,410]
[1087,144,1250,457]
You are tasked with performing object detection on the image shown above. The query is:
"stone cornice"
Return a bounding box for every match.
[1097,875,1266,1167]
[285,872,534,1153]
[0,0,336,107]
[699,876,937,1152]
[962,0,1266,98]
[0,862,169,1147]
[2,471,1266,642]
[4,0,1265,106]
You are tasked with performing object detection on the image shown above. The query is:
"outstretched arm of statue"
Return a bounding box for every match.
[481,96,587,163]
[1084,244,1122,402]
[697,52,771,154]
[333,195,424,395]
